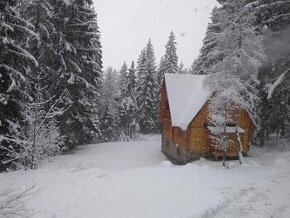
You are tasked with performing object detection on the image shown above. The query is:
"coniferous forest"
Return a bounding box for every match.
[0,0,290,171]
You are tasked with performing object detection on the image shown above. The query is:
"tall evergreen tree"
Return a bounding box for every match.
[100,67,119,141]
[193,7,223,75]
[206,0,265,117]
[0,0,38,169]
[164,31,178,74]
[118,61,138,139]
[136,40,158,133]
[254,0,290,145]
[101,104,118,142]
[50,0,103,149]
[126,61,137,97]
[100,67,119,116]
[118,62,128,98]
[156,56,166,100]
[178,62,190,74]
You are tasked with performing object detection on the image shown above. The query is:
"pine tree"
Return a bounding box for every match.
[178,62,190,74]
[156,57,166,100]
[126,61,137,97]
[18,0,64,168]
[194,7,223,75]
[136,40,158,133]
[50,0,103,149]
[253,0,290,32]
[101,104,117,142]
[118,61,138,139]
[164,31,179,74]
[0,0,38,170]
[254,0,290,145]
[100,67,119,116]
[118,97,138,140]
[126,62,138,138]
[99,67,119,141]
[119,62,128,98]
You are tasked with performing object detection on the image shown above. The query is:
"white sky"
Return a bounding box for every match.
[93,0,218,70]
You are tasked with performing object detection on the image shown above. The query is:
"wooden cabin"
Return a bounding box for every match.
[159,74,256,164]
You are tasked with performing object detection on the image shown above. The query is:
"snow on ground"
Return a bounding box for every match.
[1,135,290,218]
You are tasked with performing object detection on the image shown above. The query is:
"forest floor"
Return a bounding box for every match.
[0,135,290,218]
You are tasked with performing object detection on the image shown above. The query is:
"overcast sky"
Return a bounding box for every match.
[93,0,218,70]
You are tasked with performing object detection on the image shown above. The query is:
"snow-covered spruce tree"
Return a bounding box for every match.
[126,61,137,98]
[193,6,223,75]
[178,62,184,74]
[252,0,290,33]
[163,31,179,74]
[135,48,146,128]
[118,62,128,98]
[100,67,119,142]
[191,57,200,74]
[205,0,266,165]
[127,62,138,138]
[12,0,65,169]
[156,57,166,99]
[254,0,290,144]
[155,56,167,131]
[117,61,138,140]
[100,67,119,116]
[118,97,138,140]
[101,104,118,142]
[178,62,190,74]
[50,0,103,150]
[2,72,65,170]
[136,40,158,133]
[0,1,38,170]
[117,62,128,139]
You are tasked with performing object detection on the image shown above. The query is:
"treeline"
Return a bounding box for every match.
[99,32,185,142]
[192,0,290,147]
[0,0,187,170]
[0,0,102,170]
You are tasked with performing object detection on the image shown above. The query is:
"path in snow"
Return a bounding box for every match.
[0,135,290,218]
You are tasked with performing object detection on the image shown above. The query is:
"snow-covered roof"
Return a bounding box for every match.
[164,73,212,130]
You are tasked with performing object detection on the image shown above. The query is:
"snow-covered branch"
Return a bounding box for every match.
[267,68,290,99]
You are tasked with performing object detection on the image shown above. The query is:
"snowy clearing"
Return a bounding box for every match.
[1,135,290,218]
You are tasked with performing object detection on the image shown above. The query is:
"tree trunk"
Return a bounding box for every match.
[235,126,244,164]
[222,106,227,167]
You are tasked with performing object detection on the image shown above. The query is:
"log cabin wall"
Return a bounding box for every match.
[172,127,187,149]
[231,109,255,153]
[187,102,210,155]
[161,120,187,164]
